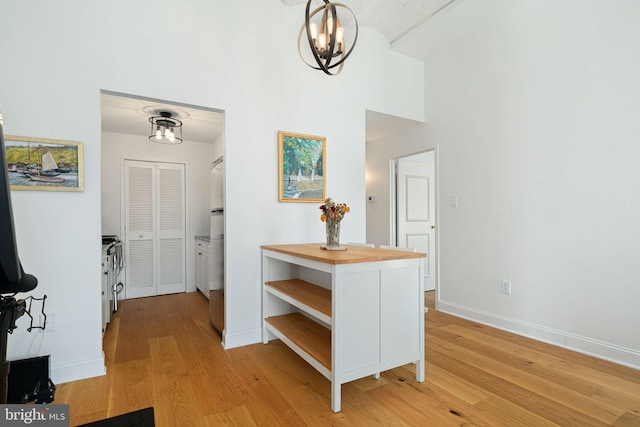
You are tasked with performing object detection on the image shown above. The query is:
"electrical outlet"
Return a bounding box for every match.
[501,280,512,295]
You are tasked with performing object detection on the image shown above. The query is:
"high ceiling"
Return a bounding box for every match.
[102,1,535,144]
[281,0,456,44]
[101,1,460,144]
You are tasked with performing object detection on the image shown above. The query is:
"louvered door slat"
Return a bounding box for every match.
[128,240,154,293]
[128,166,154,232]
[159,168,183,232]
[160,238,184,286]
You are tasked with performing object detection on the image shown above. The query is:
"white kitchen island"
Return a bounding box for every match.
[261,243,426,412]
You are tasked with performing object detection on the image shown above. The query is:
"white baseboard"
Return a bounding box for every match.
[50,353,106,385]
[438,300,640,370]
[222,326,262,350]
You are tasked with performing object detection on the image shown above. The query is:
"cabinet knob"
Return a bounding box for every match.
[139,234,144,238]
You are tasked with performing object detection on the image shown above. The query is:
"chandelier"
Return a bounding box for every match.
[148,111,183,144]
[297,0,358,76]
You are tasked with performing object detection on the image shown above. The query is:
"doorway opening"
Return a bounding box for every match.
[390,149,438,306]
[99,90,226,336]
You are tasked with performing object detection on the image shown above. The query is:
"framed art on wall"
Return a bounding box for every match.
[4,135,84,192]
[278,131,325,202]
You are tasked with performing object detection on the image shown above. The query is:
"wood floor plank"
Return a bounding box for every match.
[216,345,310,426]
[592,387,640,417]
[251,339,402,426]
[149,335,206,427]
[472,395,561,427]
[456,316,640,384]
[425,362,491,405]
[439,323,602,395]
[429,346,610,426]
[442,322,640,397]
[107,358,153,417]
[613,411,640,427]
[61,375,111,425]
[427,327,626,423]
[367,371,472,426]
[380,363,532,427]
[205,405,258,426]
[53,292,640,426]
[113,319,149,363]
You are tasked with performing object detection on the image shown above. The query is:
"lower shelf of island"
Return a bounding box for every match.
[264,313,331,379]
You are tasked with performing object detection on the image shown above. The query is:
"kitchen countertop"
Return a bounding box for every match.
[261,243,426,265]
[195,235,210,243]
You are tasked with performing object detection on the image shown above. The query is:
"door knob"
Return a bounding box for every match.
[431,225,436,229]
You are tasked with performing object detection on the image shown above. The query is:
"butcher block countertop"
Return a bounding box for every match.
[261,243,426,265]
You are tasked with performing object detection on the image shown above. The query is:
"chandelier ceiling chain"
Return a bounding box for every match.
[148,111,183,144]
[297,0,358,76]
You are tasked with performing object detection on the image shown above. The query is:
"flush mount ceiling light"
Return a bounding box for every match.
[148,111,183,144]
[297,0,358,76]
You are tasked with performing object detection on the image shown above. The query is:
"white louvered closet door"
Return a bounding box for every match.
[156,162,186,295]
[124,160,185,299]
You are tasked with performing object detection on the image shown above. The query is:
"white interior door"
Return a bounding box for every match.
[125,160,156,299]
[156,163,186,295]
[397,152,435,291]
[124,160,185,299]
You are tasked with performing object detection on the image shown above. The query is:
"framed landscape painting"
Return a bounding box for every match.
[5,135,84,192]
[278,131,325,202]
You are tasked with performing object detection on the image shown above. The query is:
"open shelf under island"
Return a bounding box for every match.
[261,243,426,412]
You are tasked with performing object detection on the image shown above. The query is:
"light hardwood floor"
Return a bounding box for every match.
[56,292,640,426]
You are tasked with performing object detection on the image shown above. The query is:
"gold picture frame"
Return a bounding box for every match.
[278,131,326,202]
[5,135,84,192]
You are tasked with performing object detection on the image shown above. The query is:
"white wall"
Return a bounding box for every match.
[0,0,424,382]
[370,0,640,368]
[101,131,214,293]
[366,125,434,247]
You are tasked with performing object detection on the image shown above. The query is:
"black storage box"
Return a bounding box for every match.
[7,355,55,404]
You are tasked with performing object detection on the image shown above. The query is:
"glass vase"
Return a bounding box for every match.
[325,219,341,248]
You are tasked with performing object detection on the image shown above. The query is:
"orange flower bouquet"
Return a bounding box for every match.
[319,198,350,249]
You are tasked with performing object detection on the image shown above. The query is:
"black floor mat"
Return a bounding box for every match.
[77,407,154,427]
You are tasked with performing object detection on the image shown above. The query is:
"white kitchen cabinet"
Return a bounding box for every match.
[195,238,211,297]
[262,243,425,412]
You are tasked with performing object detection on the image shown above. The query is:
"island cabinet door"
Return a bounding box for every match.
[334,269,381,374]
[333,261,422,377]
[380,266,421,360]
